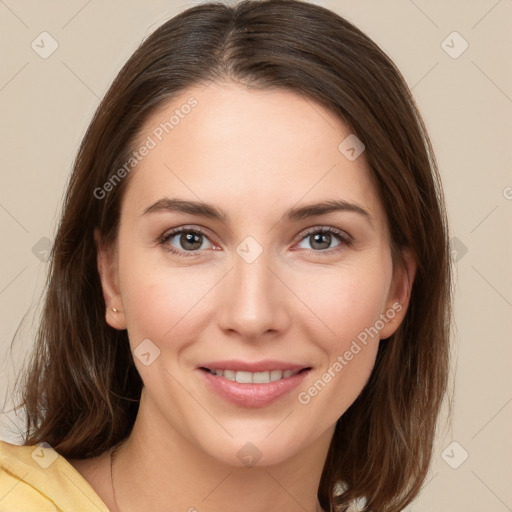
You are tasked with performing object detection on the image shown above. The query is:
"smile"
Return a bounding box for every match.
[201,368,305,383]
[198,365,312,408]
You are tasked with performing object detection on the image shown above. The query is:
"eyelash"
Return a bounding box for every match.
[158,225,353,258]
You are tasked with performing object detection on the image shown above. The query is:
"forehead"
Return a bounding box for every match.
[123,82,384,226]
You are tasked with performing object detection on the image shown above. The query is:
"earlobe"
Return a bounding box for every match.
[379,248,417,340]
[94,228,127,330]
[106,305,127,330]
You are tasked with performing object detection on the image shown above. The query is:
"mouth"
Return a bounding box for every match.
[196,362,312,408]
[199,367,311,383]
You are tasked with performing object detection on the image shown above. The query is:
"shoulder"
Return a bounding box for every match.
[0,439,110,512]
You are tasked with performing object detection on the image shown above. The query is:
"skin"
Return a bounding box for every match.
[69,82,416,512]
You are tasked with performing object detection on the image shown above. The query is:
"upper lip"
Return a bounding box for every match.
[198,359,311,373]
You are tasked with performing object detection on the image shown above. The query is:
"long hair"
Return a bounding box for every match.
[12,1,452,510]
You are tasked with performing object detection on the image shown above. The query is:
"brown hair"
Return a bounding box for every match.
[11,1,452,510]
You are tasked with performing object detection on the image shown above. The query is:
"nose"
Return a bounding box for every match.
[216,248,291,340]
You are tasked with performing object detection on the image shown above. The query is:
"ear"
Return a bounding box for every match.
[379,247,417,340]
[94,228,127,330]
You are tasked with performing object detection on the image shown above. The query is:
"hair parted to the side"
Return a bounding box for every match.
[11,1,452,511]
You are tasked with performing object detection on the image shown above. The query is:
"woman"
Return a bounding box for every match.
[0,1,451,511]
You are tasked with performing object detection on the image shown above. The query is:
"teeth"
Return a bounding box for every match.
[208,368,301,383]
[253,371,270,383]
[235,371,253,383]
[270,370,282,382]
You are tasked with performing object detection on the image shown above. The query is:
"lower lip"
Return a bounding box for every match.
[198,368,311,408]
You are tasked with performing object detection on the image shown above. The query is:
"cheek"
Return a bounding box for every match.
[292,260,391,416]
[295,259,392,347]
[118,247,217,349]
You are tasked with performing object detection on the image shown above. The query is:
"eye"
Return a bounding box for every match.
[295,226,352,254]
[158,225,352,258]
[159,226,215,256]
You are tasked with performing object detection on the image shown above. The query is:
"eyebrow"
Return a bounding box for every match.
[142,197,373,226]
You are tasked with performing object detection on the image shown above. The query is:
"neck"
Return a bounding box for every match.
[111,389,332,512]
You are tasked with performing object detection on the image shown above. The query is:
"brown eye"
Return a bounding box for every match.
[309,232,337,250]
[176,232,204,251]
[296,227,352,253]
[159,228,213,255]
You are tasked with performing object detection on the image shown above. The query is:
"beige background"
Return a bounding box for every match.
[1,0,511,510]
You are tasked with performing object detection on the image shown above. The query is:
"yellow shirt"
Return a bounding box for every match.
[0,439,110,512]
[1,440,365,512]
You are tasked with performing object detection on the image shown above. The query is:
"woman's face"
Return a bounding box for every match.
[98,82,413,466]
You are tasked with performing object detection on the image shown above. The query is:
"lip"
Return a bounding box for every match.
[198,359,308,373]
[198,367,311,408]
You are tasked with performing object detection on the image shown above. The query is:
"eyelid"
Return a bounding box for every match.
[158,224,353,256]
[293,225,353,245]
[158,225,216,256]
